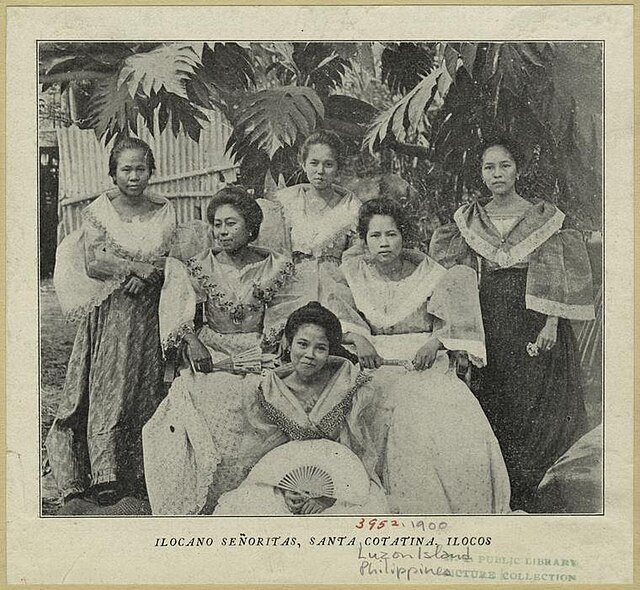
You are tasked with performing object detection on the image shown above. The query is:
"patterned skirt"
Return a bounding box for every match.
[45,283,165,498]
[142,330,264,515]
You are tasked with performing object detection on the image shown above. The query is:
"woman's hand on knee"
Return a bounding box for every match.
[413,337,442,370]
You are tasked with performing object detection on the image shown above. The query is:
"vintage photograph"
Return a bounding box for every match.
[38,40,603,519]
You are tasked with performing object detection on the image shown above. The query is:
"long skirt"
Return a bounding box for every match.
[45,283,165,499]
[474,267,589,511]
[142,330,263,515]
[364,335,511,515]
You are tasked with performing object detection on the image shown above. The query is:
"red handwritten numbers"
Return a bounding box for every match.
[355,518,447,531]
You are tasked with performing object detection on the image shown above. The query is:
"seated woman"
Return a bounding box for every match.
[215,440,388,515]
[339,198,511,514]
[142,186,294,516]
[145,299,385,515]
[214,301,387,515]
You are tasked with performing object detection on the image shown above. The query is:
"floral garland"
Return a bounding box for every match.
[186,258,295,325]
[252,260,295,303]
[162,321,195,352]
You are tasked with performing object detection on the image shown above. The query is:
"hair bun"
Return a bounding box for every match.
[284,301,342,353]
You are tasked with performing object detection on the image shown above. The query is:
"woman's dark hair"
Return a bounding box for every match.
[357,197,411,242]
[206,186,264,242]
[299,129,345,169]
[284,302,343,354]
[479,137,525,171]
[108,137,156,181]
[283,301,359,365]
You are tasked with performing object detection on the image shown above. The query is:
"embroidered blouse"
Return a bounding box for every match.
[244,357,380,481]
[339,249,487,366]
[257,184,368,342]
[159,247,294,351]
[53,192,177,320]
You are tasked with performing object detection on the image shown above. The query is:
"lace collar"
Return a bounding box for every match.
[186,247,294,324]
[276,184,360,257]
[454,200,565,268]
[258,358,371,440]
[341,249,446,329]
[82,192,176,262]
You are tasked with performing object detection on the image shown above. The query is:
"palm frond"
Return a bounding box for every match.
[227,85,324,159]
[364,67,441,153]
[117,43,203,101]
[381,43,437,95]
[201,42,255,92]
[87,75,139,144]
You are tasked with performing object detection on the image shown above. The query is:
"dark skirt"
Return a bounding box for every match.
[45,282,166,499]
[473,267,588,511]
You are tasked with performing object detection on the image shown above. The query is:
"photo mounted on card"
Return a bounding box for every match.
[5,3,634,586]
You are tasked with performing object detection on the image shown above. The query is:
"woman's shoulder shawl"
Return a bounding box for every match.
[452,200,564,268]
[274,183,356,203]
[334,185,360,213]
[250,247,296,303]
[429,222,477,270]
[82,191,176,259]
[452,200,595,320]
[259,358,371,440]
[340,249,447,332]
[341,248,430,279]
[526,228,595,320]
[273,184,360,258]
[81,192,111,226]
[82,191,173,225]
[275,184,359,218]
[185,247,294,308]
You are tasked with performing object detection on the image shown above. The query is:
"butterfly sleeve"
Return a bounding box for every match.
[159,257,200,352]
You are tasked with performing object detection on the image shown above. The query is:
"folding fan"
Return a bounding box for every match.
[190,345,276,375]
[244,440,370,504]
[277,465,335,499]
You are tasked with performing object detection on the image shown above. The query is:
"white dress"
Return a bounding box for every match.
[340,249,511,514]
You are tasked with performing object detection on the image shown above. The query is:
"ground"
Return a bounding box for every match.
[40,278,77,514]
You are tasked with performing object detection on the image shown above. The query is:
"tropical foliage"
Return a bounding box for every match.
[39,41,602,232]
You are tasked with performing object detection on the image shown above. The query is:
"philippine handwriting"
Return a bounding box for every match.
[357,542,475,582]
